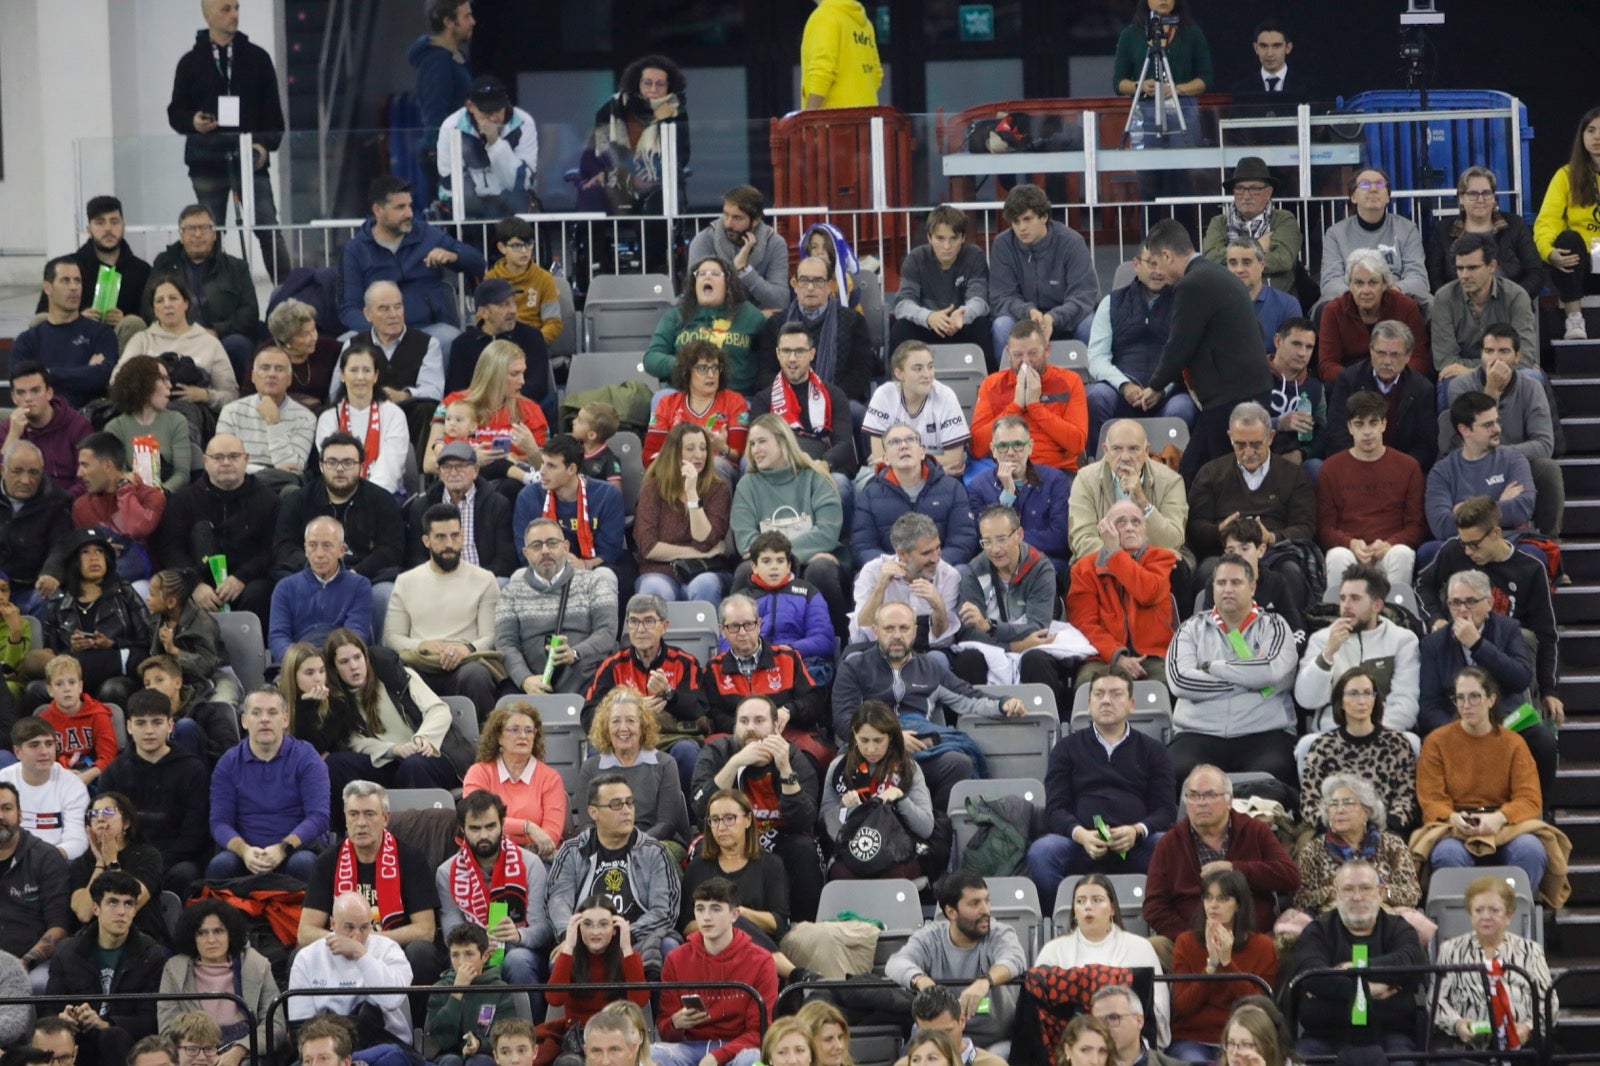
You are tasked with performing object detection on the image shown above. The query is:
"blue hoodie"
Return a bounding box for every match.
[339,215,487,333]
[408,34,472,131]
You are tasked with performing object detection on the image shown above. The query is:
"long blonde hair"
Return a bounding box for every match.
[463,338,526,425]
[747,413,834,485]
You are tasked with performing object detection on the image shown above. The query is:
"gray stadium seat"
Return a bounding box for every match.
[388,788,456,812]
[581,273,674,352]
[550,273,578,361]
[1048,339,1090,376]
[611,430,645,520]
[1069,684,1174,744]
[1424,865,1541,948]
[1094,416,1190,457]
[969,684,1060,781]
[818,876,923,964]
[1052,872,1148,938]
[564,351,654,398]
[987,876,1046,958]
[444,695,480,747]
[213,610,269,692]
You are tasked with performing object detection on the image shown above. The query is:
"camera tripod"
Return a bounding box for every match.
[1123,20,1187,145]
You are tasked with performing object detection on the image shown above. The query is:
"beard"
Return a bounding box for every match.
[0,821,16,847]
[471,834,501,859]
[431,549,462,572]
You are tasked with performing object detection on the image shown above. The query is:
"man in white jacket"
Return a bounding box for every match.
[288,892,413,1047]
[1294,563,1421,739]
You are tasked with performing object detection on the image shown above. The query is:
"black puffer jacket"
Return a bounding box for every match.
[157,473,280,584]
[45,926,171,1037]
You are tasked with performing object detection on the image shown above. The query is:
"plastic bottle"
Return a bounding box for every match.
[1295,394,1313,443]
[549,255,564,277]
[1128,107,1146,150]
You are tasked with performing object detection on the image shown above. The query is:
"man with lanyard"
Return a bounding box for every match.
[512,435,631,598]
[435,790,552,995]
[687,695,822,923]
[747,322,859,486]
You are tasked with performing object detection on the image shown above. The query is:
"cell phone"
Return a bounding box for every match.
[476,1004,496,1038]
[682,995,706,1013]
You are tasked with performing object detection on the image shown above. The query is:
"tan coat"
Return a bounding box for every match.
[1067,455,1192,564]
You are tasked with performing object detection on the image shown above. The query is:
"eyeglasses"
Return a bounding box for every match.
[501,240,532,251]
[776,346,814,357]
[693,269,726,279]
[707,814,744,827]
[180,223,215,234]
[1457,533,1490,552]
[1326,797,1364,810]
[793,275,830,287]
[595,798,636,811]
[44,1055,74,1066]
[525,537,565,551]
[992,439,1031,452]
[178,1046,219,1060]
[206,451,245,462]
[692,363,721,375]
[1447,595,1487,609]
[1185,790,1226,802]
[1233,183,1270,194]
[979,533,1017,549]
[1096,1012,1134,1027]
[722,620,760,633]
[1224,1041,1259,1054]
[1356,179,1389,190]
[1452,691,1489,707]
[640,77,670,89]
[883,436,920,450]
[322,458,360,470]
[626,616,664,628]
[503,725,537,736]
[1461,190,1496,200]
[88,808,122,819]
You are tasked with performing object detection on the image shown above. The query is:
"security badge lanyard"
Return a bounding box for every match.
[213,42,241,127]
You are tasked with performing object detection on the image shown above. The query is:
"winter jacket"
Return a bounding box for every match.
[583,644,706,733]
[437,106,538,205]
[1066,545,1177,664]
[34,239,152,322]
[267,566,373,662]
[686,222,792,311]
[958,545,1060,646]
[99,746,213,871]
[702,642,826,738]
[1187,453,1317,559]
[1290,910,1425,1043]
[408,34,472,131]
[272,478,406,582]
[1416,612,1534,735]
[642,301,768,393]
[0,475,74,586]
[158,947,281,1055]
[851,458,977,567]
[494,565,618,689]
[970,364,1090,472]
[731,464,844,563]
[425,967,517,1056]
[403,478,518,577]
[1414,536,1557,697]
[729,575,835,664]
[0,398,93,499]
[1145,257,1272,409]
[1142,811,1301,939]
[1066,456,1190,565]
[1427,211,1545,299]
[1442,364,1553,460]
[753,304,875,402]
[1320,213,1431,306]
[689,734,820,828]
[546,826,680,950]
[832,646,1006,741]
[157,473,279,586]
[799,0,883,109]
[958,467,1068,575]
[165,30,284,176]
[1425,446,1535,538]
[989,221,1099,334]
[1325,362,1438,471]
[45,926,170,1037]
[1201,207,1302,292]
[145,243,259,340]
[1165,606,1298,739]
[1295,616,1422,732]
[656,929,778,1065]
[148,599,232,690]
[1315,288,1431,384]
[338,216,486,334]
[40,580,151,657]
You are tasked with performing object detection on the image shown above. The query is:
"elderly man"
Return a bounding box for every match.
[1317,391,1427,595]
[215,347,317,490]
[971,318,1089,474]
[688,694,823,922]
[1288,860,1425,1060]
[853,426,976,568]
[144,205,260,383]
[585,593,707,782]
[1325,319,1438,471]
[1142,765,1300,940]
[435,75,540,218]
[1263,317,1325,473]
[495,517,618,695]
[0,363,92,498]
[1027,672,1176,900]
[1083,245,1187,446]
[298,781,442,990]
[0,781,71,993]
[267,517,373,663]
[1432,233,1540,384]
[11,259,117,411]
[1166,556,1299,788]
[1093,984,1186,1066]
[385,502,503,709]
[850,512,963,655]
[755,256,876,404]
[0,441,74,611]
[1226,238,1302,354]
[157,433,279,620]
[1294,564,1421,733]
[446,277,551,407]
[1068,500,1177,687]
[746,322,860,479]
[967,415,1073,574]
[339,279,445,434]
[1202,158,1303,292]
[339,175,486,341]
[288,891,413,1047]
[1068,418,1190,570]
[952,504,1067,700]
[702,592,827,745]
[403,441,517,579]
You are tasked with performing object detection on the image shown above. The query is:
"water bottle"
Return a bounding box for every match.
[1128,107,1146,150]
[549,255,564,277]
[1295,394,1313,443]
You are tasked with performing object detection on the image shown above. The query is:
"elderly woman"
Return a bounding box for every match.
[635,422,734,602]
[117,275,240,410]
[575,685,691,849]
[1319,166,1432,308]
[1427,166,1546,298]
[643,339,749,478]
[265,297,340,413]
[105,354,193,491]
[643,256,767,394]
[1315,248,1431,383]
[1434,874,1556,1059]
[315,342,412,495]
[1168,869,1278,1063]
[1036,873,1170,1047]
[158,899,282,1063]
[462,703,568,860]
[1278,772,1425,941]
[1299,666,1419,833]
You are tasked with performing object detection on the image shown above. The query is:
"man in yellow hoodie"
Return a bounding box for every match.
[801,0,883,110]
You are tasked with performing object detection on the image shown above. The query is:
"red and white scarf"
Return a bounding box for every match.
[337,400,383,477]
[1486,957,1521,1050]
[334,830,406,931]
[769,370,832,437]
[447,838,530,925]
[544,476,595,559]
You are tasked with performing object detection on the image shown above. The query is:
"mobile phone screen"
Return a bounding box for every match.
[477,1004,496,1037]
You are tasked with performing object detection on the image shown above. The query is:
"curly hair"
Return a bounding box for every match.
[173,898,248,961]
[109,354,167,415]
[587,685,658,754]
[677,256,749,318]
[619,54,687,98]
[478,703,547,763]
[670,338,729,394]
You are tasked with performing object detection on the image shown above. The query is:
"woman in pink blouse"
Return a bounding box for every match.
[462,703,568,860]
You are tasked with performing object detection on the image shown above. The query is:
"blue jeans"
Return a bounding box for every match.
[667,738,700,796]
[370,581,394,642]
[206,846,319,881]
[636,569,729,603]
[172,718,206,762]
[650,1042,760,1066]
[1024,831,1162,910]
[1164,1040,1218,1064]
[1430,834,1548,890]
[1083,381,1198,453]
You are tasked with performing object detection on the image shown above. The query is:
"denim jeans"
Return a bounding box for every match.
[1430,834,1548,890]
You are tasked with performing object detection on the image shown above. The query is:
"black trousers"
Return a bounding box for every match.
[771,830,824,923]
[1551,229,1597,303]
[1166,729,1298,796]
[889,316,996,372]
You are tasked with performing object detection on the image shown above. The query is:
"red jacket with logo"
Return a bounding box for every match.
[701,641,825,738]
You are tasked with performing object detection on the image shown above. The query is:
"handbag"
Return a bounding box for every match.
[759,505,814,539]
[670,555,729,583]
[836,798,915,877]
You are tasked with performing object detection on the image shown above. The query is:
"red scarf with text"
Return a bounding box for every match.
[337,400,383,477]
[447,838,529,926]
[335,830,406,931]
[544,476,595,558]
[1486,958,1521,1049]
[769,370,832,436]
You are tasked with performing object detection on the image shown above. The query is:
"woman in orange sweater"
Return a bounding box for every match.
[1417,666,1547,890]
[1167,868,1278,1062]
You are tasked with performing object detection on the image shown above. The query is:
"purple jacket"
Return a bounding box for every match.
[0,397,93,498]
[726,575,835,663]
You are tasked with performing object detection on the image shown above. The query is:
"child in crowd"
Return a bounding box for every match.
[487,216,564,348]
[37,655,116,787]
[729,531,837,686]
[573,401,624,488]
[426,924,516,1066]
[0,569,32,701]
[490,1017,540,1066]
[427,399,482,475]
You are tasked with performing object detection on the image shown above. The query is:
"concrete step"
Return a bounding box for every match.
[1559,540,1600,583]
[1560,672,1600,709]
[1552,377,1600,415]
[1552,763,1600,809]
[1571,863,1600,907]
[1565,500,1600,537]
[1552,960,1600,1007]
[1556,584,1600,624]
[1554,811,1600,856]
[1553,907,1600,958]
[1558,721,1600,765]
[1557,460,1600,496]
[1561,418,1600,457]
[1552,1007,1600,1054]
[1555,627,1600,669]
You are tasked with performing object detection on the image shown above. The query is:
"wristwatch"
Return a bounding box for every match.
[279,840,298,857]
[686,499,703,510]
[780,773,800,786]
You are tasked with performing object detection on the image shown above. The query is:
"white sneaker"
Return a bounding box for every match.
[1566,312,1589,340]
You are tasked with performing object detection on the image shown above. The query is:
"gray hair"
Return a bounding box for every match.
[993,414,1031,437]
[625,592,668,619]
[342,779,390,812]
[363,279,402,308]
[1446,569,1492,600]
[1184,764,1232,798]
[718,592,759,624]
[583,1010,637,1044]
[1322,772,1385,828]
[1345,247,1394,287]
[1226,236,1265,261]
[1369,318,1415,352]
[1091,984,1144,1016]
[882,420,924,445]
[3,439,43,465]
[1228,401,1273,432]
[890,512,940,555]
[266,298,318,346]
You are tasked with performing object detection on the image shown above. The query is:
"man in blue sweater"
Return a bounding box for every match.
[1425,390,1536,547]
[268,516,374,663]
[11,258,117,411]
[1024,671,1176,906]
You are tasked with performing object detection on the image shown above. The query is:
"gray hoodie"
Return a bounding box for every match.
[1441,366,1554,460]
[988,220,1099,333]
[1320,212,1430,306]
[546,825,681,971]
[686,220,791,310]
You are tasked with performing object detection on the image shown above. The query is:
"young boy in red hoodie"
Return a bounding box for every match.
[652,878,776,1066]
[38,654,117,787]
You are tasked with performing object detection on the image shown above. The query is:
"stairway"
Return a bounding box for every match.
[1543,324,1600,1054]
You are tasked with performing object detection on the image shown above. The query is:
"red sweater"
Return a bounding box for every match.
[537,950,649,1066]
[1142,812,1302,940]
[39,695,117,773]
[1315,290,1431,383]
[1169,929,1279,1042]
[657,929,777,1064]
[71,482,166,544]
[1315,447,1429,550]
[970,365,1089,471]
[645,390,750,464]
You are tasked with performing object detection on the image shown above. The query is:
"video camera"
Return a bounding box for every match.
[1145,10,1180,44]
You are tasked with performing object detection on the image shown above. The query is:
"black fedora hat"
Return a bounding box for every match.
[1223,156,1278,192]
